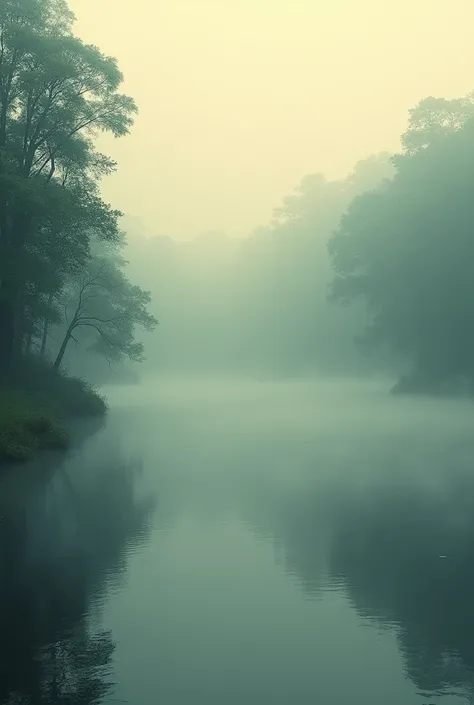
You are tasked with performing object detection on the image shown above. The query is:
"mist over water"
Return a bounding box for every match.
[102,377,474,705]
[2,376,473,704]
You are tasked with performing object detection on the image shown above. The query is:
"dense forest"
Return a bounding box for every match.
[0,0,156,459]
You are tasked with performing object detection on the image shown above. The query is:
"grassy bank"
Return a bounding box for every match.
[0,359,107,464]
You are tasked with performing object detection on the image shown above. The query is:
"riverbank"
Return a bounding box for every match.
[0,360,107,464]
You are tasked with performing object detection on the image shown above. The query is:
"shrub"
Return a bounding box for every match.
[0,359,108,464]
[5,358,108,418]
[0,393,69,463]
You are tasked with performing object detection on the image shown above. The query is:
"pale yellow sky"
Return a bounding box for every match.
[70,0,473,238]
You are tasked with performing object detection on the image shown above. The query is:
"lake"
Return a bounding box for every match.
[1,377,474,705]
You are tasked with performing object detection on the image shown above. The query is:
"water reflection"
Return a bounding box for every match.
[6,381,474,705]
[329,472,474,701]
[103,380,474,704]
[249,459,474,702]
[0,434,155,705]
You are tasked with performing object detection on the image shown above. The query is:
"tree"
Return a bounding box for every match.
[53,250,157,371]
[28,178,122,358]
[328,94,474,393]
[233,154,394,375]
[0,0,137,369]
[399,93,474,155]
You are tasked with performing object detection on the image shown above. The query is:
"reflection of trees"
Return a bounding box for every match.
[0,444,155,704]
[256,470,474,700]
[328,474,474,698]
[17,629,115,705]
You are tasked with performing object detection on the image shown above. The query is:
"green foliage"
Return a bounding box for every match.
[399,93,474,155]
[49,238,158,370]
[0,0,155,443]
[0,0,137,368]
[7,357,108,417]
[328,90,474,394]
[0,353,108,462]
[0,391,68,462]
[0,0,137,182]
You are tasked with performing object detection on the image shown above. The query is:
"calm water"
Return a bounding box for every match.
[2,377,474,704]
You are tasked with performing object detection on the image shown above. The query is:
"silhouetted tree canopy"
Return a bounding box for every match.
[328,93,474,394]
[0,0,155,379]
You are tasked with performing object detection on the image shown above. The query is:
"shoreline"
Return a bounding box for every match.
[0,395,107,467]
[0,363,108,466]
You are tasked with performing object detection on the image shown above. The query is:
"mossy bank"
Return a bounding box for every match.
[0,359,107,465]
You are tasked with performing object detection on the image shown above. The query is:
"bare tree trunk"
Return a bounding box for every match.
[53,319,77,370]
[53,327,73,370]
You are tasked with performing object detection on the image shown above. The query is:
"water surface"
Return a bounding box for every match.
[2,377,474,704]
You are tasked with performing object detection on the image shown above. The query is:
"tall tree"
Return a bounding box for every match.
[28,178,122,358]
[328,94,474,393]
[0,0,136,369]
[53,248,157,371]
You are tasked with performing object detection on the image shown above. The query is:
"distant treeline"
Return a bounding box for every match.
[124,155,395,378]
[125,92,474,395]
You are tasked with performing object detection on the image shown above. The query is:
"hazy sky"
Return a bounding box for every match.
[70,0,473,239]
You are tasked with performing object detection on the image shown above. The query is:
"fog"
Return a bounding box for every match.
[5,377,474,703]
[41,1,474,391]
[69,0,473,239]
[3,0,474,703]
[101,377,474,705]
[113,153,399,381]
